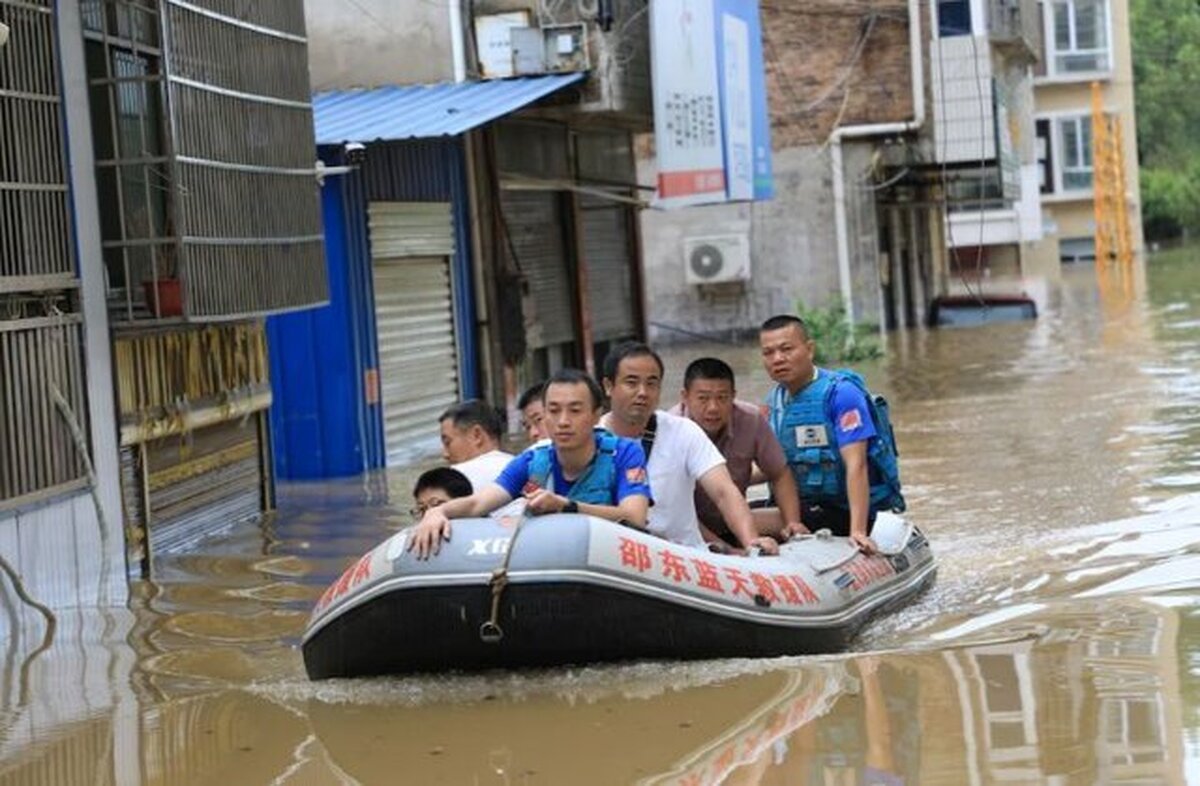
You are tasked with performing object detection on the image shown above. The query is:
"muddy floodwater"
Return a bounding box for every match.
[3,251,1200,785]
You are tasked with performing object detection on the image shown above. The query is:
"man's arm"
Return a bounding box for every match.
[766,466,806,538]
[525,489,649,527]
[698,465,779,556]
[407,484,514,559]
[839,440,876,553]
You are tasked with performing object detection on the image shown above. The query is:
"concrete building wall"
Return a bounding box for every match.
[1029,0,1142,270]
[304,0,457,89]
[639,142,883,343]
[638,0,914,340]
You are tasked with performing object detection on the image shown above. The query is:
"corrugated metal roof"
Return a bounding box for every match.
[313,73,587,144]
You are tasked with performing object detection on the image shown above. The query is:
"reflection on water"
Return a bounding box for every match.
[2,252,1200,784]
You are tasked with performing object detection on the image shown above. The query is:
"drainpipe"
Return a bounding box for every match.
[830,0,925,326]
[449,0,468,82]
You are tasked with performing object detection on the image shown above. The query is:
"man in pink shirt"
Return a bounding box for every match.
[670,357,806,547]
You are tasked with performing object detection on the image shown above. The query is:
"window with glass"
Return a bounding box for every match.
[1035,119,1054,194]
[1058,116,1093,191]
[1050,0,1110,74]
[938,0,972,36]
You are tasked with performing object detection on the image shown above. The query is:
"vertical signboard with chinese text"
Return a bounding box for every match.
[652,0,774,206]
[651,0,727,207]
[716,0,773,200]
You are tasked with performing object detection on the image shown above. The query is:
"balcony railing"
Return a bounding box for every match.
[988,0,1041,63]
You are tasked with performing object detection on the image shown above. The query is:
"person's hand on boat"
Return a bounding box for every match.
[408,509,451,560]
[746,536,780,556]
[850,530,878,555]
[781,520,810,541]
[525,488,570,515]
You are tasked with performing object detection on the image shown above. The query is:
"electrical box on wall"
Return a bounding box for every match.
[683,235,751,285]
[512,23,590,75]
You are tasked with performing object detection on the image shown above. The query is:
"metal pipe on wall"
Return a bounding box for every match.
[448,0,467,82]
[888,207,908,330]
[907,207,927,326]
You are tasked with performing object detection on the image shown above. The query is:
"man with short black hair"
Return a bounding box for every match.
[599,342,779,555]
[759,315,905,554]
[409,368,651,559]
[438,399,513,493]
[670,357,806,546]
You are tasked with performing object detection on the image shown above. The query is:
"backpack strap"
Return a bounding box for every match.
[641,413,657,460]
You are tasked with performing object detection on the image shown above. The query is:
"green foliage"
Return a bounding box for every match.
[1131,0,1200,239]
[795,302,882,365]
[1141,165,1200,239]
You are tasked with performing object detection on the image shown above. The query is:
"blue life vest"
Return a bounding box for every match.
[767,368,905,513]
[527,430,620,505]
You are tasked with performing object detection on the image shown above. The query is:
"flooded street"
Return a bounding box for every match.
[3,251,1200,784]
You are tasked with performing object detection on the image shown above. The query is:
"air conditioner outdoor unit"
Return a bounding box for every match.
[683,235,751,285]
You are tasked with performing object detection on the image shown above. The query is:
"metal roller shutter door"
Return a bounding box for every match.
[369,203,460,462]
[500,190,576,349]
[130,417,265,556]
[580,195,637,341]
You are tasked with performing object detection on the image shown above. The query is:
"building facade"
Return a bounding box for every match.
[946,0,1144,282]
[268,0,650,473]
[1,0,329,595]
[80,0,328,569]
[936,0,1044,286]
[1028,0,1142,272]
[0,0,124,606]
[637,0,954,339]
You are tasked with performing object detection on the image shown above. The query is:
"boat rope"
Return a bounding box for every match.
[480,509,532,643]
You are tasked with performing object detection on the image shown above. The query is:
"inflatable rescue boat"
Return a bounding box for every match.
[302,512,935,679]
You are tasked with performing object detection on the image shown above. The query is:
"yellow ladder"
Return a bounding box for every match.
[1091,82,1134,287]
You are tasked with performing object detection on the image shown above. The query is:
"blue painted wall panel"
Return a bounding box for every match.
[267,165,383,479]
[268,138,478,479]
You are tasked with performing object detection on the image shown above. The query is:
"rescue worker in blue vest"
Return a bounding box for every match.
[408,368,652,559]
[759,314,905,555]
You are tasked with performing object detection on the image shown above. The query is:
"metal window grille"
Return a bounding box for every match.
[0,0,91,508]
[84,0,326,324]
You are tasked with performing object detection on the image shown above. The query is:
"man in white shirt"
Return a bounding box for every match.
[438,400,513,492]
[598,343,779,555]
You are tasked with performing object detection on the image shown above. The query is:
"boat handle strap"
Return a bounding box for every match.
[480,568,509,643]
[479,508,533,643]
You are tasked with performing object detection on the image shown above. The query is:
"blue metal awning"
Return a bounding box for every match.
[313,73,587,144]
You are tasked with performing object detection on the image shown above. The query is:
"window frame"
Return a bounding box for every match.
[1035,118,1055,195]
[1058,115,1093,192]
[1036,111,1095,199]
[1038,0,1113,81]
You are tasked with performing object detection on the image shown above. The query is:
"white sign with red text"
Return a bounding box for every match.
[651,0,727,208]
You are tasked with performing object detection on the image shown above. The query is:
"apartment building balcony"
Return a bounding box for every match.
[989,0,1042,63]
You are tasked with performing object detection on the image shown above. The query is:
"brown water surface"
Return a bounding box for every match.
[2,253,1199,784]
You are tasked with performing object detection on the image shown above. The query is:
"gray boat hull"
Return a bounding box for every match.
[302,513,935,678]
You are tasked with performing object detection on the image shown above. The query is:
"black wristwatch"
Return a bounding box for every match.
[562,500,579,514]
